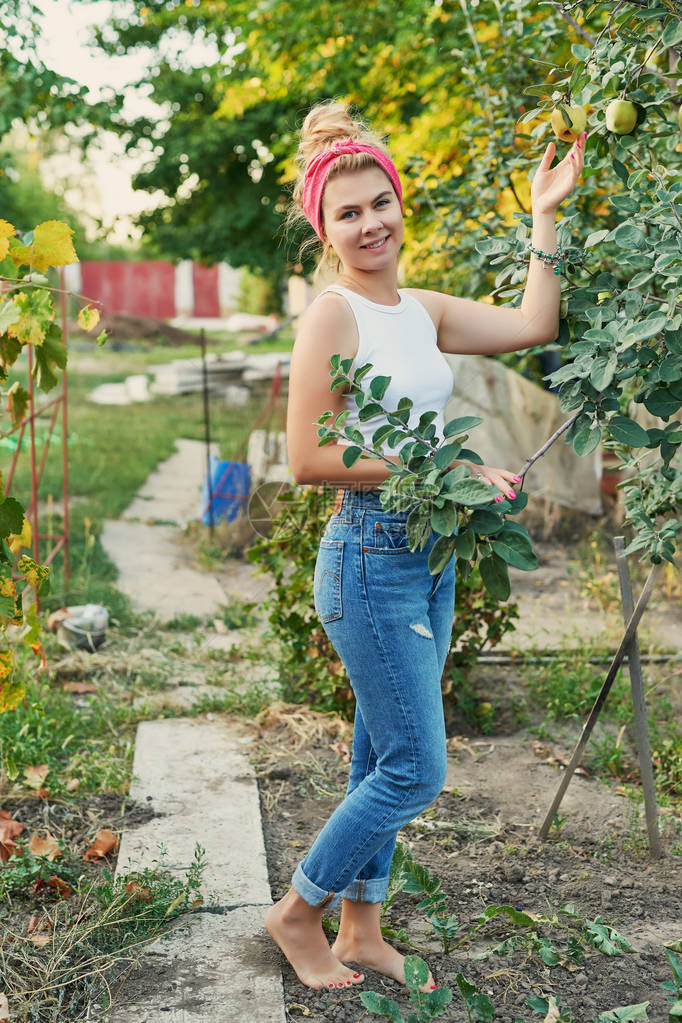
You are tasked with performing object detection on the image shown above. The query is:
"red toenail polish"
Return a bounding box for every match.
[328,983,334,988]
[431,984,438,990]
[337,982,344,987]
[353,973,361,978]
[346,980,352,985]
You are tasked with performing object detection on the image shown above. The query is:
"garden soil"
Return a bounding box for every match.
[255,700,682,1022]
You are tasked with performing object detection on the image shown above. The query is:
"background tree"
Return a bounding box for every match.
[96,0,682,565]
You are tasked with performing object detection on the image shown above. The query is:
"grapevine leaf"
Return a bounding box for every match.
[10,220,78,273]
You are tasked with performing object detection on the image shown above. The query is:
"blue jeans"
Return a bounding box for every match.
[291,487,456,910]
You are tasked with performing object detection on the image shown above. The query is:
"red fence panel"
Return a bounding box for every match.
[192,264,220,318]
[81,262,176,319]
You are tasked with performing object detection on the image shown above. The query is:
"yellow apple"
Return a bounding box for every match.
[643,45,665,70]
[605,99,638,134]
[550,104,587,142]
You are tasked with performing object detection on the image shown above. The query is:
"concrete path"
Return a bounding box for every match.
[100,438,272,622]
[107,718,285,1023]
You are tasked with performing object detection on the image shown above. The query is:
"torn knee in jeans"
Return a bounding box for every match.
[409,622,433,639]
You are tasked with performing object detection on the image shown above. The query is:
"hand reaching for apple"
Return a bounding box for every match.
[530,131,586,215]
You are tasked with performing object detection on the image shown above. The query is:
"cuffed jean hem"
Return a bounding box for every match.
[292,861,341,910]
[340,876,390,904]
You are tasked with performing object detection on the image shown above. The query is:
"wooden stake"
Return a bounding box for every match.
[538,559,663,840]
[613,537,663,859]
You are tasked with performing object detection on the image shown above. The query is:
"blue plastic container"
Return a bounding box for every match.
[199,454,251,525]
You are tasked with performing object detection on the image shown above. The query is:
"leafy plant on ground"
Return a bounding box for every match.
[0,842,206,1023]
[360,954,452,1022]
[400,855,459,954]
[662,948,682,1020]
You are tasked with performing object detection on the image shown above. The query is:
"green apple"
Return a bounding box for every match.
[605,99,638,134]
[550,104,587,142]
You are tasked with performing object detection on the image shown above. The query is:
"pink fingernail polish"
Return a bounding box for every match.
[508,490,516,499]
[495,496,503,503]
[513,475,522,483]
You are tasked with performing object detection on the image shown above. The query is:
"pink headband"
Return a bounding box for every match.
[302,137,403,241]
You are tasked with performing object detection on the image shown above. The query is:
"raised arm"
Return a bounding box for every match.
[406,130,586,357]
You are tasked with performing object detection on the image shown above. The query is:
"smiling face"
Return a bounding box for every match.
[320,165,404,272]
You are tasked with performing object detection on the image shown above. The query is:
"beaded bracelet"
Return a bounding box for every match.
[528,243,565,276]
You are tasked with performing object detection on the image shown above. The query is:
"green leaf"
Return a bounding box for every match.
[370,375,392,401]
[594,1004,650,1022]
[479,553,511,601]
[668,1000,682,1021]
[433,441,462,469]
[341,445,363,468]
[428,535,457,574]
[446,478,494,506]
[662,19,682,46]
[443,415,483,438]
[469,510,504,535]
[404,955,429,989]
[491,531,538,571]
[372,424,396,447]
[455,528,476,560]
[474,904,536,928]
[359,991,404,1022]
[573,424,603,456]
[644,388,682,419]
[624,314,668,344]
[590,355,617,391]
[608,416,650,447]
[0,497,25,540]
[358,402,385,421]
[584,229,610,248]
[430,502,457,537]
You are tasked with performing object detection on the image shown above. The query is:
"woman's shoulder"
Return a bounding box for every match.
[294,288,359,355]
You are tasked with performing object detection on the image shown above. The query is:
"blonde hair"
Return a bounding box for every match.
[287,99,393,279]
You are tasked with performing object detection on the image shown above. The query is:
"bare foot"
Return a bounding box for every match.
[265,890,365,990]
[331,934,436,993]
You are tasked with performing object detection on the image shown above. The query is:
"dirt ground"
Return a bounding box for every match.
[255,698,682,1023]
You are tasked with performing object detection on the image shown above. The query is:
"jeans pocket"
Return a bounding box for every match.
[368,520,410,553]
[314,538,344,623]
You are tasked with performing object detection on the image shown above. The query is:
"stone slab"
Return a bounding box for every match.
[116,718,271,907]
[100,520,227,620]
[105,909,285,1023]
[122,438,218,526]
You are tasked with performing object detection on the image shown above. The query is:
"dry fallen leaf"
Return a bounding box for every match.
[124,880,151,903]
[0,992,9,1022]
[0,811,24,862]
[83,829,119,861]
[66,778,80,792]
[33,875,72,899]
[62,681,98,693]
[24,764,49,790]
[29,933,51,948]
[28,833,61,861]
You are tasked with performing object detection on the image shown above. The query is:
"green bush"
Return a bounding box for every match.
[247,484,518,719]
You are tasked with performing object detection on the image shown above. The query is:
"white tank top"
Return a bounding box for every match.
[317,284,454,456]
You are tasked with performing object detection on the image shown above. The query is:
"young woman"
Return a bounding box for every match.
[265,100,585,992]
